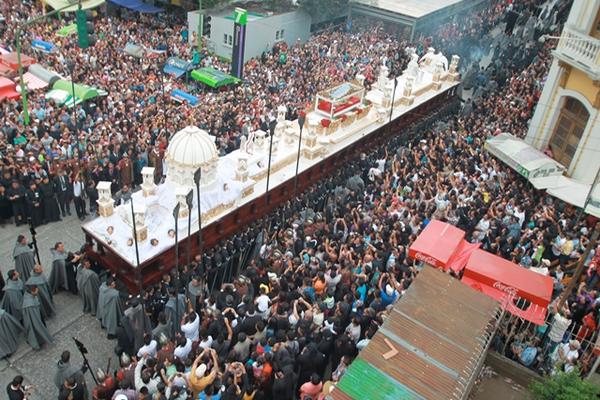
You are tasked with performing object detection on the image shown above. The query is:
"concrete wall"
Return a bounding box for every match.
[208,10,311,63]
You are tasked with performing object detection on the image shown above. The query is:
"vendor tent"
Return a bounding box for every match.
[0,52,36,78]
[408,220,479,273]
[57,24,77,37]
[47,80,106,107]
[45,0,105,12]
[22,64,61,91]
[53,80,100,101]
[546,176,600,218]
[163,57,192,78]
[0,77,19,101]
[462,249,553,325]
[191,67,241,88]
[170,89,199,106]
[485,132,565,189]
[108,0,164,13]
[31,40,57,53]
[124,43,145,58]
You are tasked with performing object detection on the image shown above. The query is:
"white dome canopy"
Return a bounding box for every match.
[165,126,219,189]
[166,126,218,167]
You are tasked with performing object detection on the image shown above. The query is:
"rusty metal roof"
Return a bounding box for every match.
[331,266,501,400]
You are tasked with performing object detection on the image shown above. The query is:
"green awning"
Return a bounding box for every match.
[56,24,77,37]
[52,80,100,101]
[190,67,240,88]
[45,0,105,12]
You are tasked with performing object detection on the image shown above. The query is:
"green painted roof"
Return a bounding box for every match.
[224,11,265,22]
[52,80,100,101]
[190,67,240,88]
[336,358,419,400]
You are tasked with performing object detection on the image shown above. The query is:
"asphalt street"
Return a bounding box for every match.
[0,213,115,399]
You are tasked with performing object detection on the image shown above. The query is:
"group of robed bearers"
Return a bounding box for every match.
[0,235,117,355]
[1,234,149,360]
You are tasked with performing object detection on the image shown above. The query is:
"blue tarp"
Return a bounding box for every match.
[32,40,56,53]
[108,0,164,13]
[163,57,192,78]
[171,89,198,106]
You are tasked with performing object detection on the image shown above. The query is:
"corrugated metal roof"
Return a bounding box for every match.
[331,266,501,400]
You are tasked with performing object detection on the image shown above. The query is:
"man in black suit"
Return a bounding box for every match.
[53,170,72,217]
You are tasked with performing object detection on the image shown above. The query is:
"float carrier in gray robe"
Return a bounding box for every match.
[13,242,35,282]
[22,291,53,350]
[0,309,23,358]
[25,272,56,319]
[48,249,69,294]
[0,279,24,321]
[76,266,100,316]
[101,287,123,336]
[97,281,109,327]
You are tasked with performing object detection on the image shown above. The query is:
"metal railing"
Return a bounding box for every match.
[491,305,599,377]
[554,27,600,79]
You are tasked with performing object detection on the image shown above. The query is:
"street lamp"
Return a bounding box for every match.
[172,202,180,335]
[193,167,204,289]
[185,188,194,268]
[265,121,276,205]
[389,76,398,123]
[294,112,306,197]
[66,59,78,131]
[15,2,75,126]
[130,198,142,294]
[538,34,599,44]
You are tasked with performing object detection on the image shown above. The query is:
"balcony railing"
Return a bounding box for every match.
[553,27,600,80]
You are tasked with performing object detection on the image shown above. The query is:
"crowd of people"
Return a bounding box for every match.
[0,0,409,229]
[1,0,599,399]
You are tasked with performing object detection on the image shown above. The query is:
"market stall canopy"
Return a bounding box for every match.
[546,176,600,218]
[53,80,100,101]
[31,39,57,53]
[0,52,36,77]
[57,24,77,37]
[108,0,164,13]
[45,0,105,12]
[21,64,61,91]
[45,89,82,108]
[462,249,553,325]
[408,220,479,273]
[191,67,241,88]
[171,89,199,106]
[124,43,144,58]
[485,132,565,189]
[29,64,61,86]
[163,57,192,78]
[0,77,20,101]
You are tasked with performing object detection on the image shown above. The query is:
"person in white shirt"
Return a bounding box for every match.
[73,175,87,220]
[553,340,580,370]
[137,333,158,358]
[174,336,192,360]
[255,287,271,319]
[198,329,213,350]
[180,311,200,342]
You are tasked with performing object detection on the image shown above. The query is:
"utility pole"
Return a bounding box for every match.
[557,222,600,310]
[197,0,203,51]
[17,2,80,125]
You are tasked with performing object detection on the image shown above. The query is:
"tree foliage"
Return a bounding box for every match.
[530,371,599,400]
[298,0,348,21]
